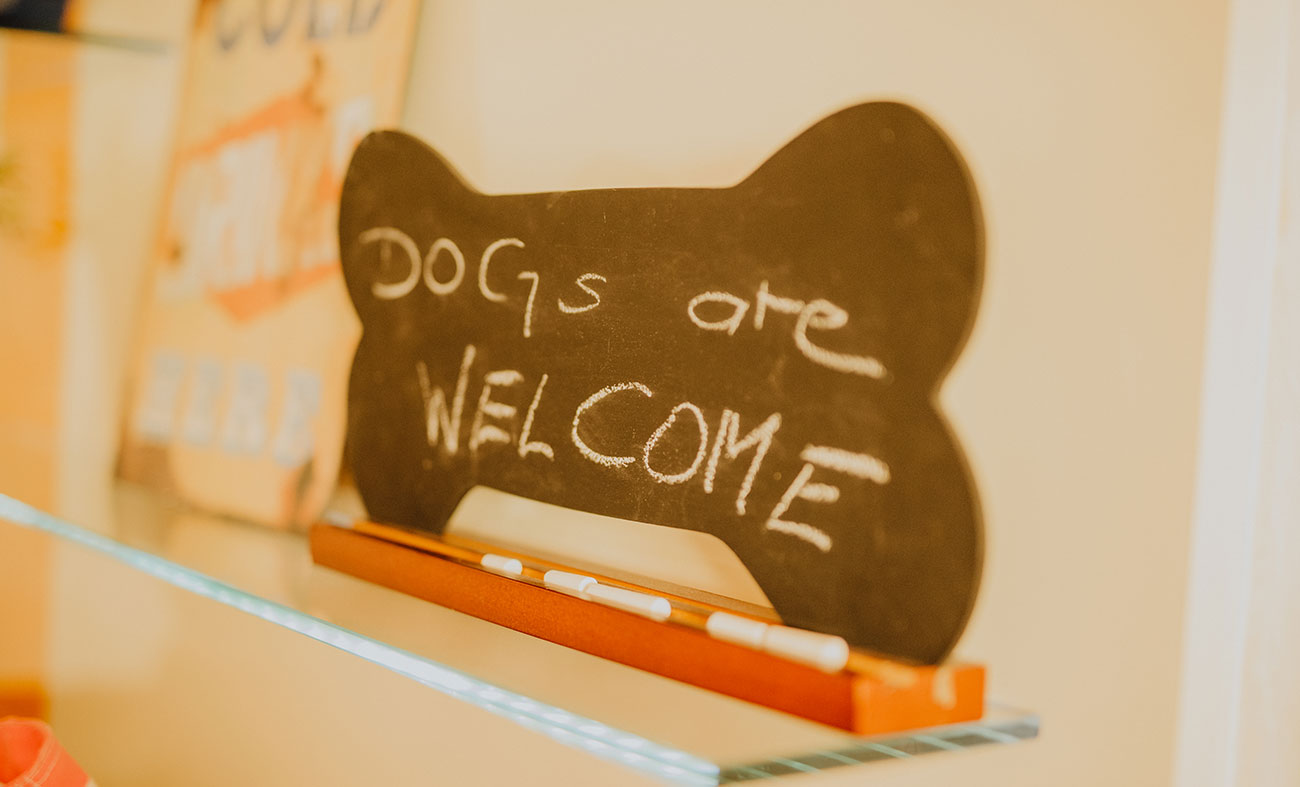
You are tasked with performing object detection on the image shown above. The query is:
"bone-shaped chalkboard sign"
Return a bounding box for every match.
[339,102,983,665]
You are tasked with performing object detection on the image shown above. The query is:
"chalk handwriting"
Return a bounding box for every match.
[355,218,902,552]
[764,445,890,552]
[687,291,750,335]
[518,271,541,338]
[643,402,710,485]
[423,237,465,295]
[478,238,524,302]
[363,227,420,299]
[558,273,606,314]
[357,228,605,339]
[354,217,898,553]
[470,369,523,454]
[764,461,834,552]
[703,410,782,516]
[571,382,653,468]
[416,345,475,455]
[518,373,555,460]
[688,280,888,380]
[410,341,889,553]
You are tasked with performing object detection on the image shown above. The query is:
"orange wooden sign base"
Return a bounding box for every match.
[308,523,984,735]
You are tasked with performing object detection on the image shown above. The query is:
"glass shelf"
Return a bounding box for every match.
[0,485,1037,784]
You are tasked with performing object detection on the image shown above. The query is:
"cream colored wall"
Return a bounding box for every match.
[1176,0,1300,785]
[1227,5,1300,771]
[401,2,1228,785]
[30,1,1235,785]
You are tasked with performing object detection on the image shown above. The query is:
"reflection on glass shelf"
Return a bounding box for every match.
[0,486,1037,784]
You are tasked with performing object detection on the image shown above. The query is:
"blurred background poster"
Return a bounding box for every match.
[117,0,419,528]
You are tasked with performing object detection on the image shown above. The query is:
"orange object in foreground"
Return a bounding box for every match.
[0,718,90,787]
[309,522,985,735]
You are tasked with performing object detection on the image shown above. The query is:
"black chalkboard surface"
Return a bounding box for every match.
[338,102,983,664]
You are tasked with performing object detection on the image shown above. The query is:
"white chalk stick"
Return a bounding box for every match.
[762,625,850,673]
[584,583,672,622]
[705,611,770,649]
[321,510,355,528]
[479,553,523,576]
[543,570,596,597]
